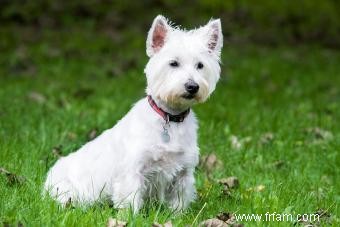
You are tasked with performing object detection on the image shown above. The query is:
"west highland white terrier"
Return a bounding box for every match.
[44,15,223,213]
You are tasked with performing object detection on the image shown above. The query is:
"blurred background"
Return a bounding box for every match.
[1,1,339,225]
[1,0,340,85]
[1,0,340,47]
[0,0,339,81]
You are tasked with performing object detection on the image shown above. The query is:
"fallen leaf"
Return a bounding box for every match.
[230,135,252,150]
[52,145,63,158]
[218,177,239,196]
[260,132,274,145]
[305,127,333,142]
[315,208,331,219]
[0,167,26,186]
[67,132,77,140]
[27,91,46,104]
[200,153,222,173]
[87,128,98,140]
[218,177,239,189]
[230,135,241,150]
[221,188,232,197]
[199,218,228,227]
[107,218,127,227]
[152,221,173,227]
[216,212,236,225]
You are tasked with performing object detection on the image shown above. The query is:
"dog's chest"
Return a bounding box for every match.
[143,144,187,176]
[137,111,198,180]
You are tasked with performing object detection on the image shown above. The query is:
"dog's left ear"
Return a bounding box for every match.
[146,15,171,57]
[203,19,223,57]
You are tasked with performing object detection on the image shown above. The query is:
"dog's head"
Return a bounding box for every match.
[144,15,223,110]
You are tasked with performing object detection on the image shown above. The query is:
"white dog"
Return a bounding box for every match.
[44,15,223,213]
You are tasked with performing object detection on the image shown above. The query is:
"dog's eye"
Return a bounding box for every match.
[169,60,179,67]
[197,62,204,69]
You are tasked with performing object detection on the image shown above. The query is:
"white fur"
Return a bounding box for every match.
[44,15,223,213]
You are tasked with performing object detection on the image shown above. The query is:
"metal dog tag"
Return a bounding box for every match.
[161,128,170,143]
[162,115,170,143]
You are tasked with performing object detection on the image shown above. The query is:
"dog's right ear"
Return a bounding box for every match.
[146,15,171,57]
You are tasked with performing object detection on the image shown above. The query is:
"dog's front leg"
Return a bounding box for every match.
[112,175,145,213]
[166,168,196,212]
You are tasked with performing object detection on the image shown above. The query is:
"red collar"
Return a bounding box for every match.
[147,95,190,123]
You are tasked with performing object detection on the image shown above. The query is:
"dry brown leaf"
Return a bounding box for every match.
[260,132,274,144]
[218,177,239,189]
[315,208,331,219]
[67,132,77,140]
[200,153,222,173]
[216,212,236,225]
[305,127,333,141]
[87,128,98,141]
[230,135,241,150]
[199,218,229,227]
[0,167,26,186]
[230,136,252,150]
[27,91,46,104]
[221,188,232,197]
[52,145,63,158]
[107,218,127,227]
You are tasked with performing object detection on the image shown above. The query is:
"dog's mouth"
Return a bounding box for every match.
[181,93,196,100]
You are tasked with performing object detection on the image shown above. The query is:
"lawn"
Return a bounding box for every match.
[0,25,339,226]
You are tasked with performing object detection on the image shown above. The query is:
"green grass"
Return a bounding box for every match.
[0,25,339,226]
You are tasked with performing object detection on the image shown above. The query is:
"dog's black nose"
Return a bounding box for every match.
[185,80,199,94]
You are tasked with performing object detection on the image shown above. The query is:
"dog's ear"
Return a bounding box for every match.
[146,15,171,57]
[203,19,223,57]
